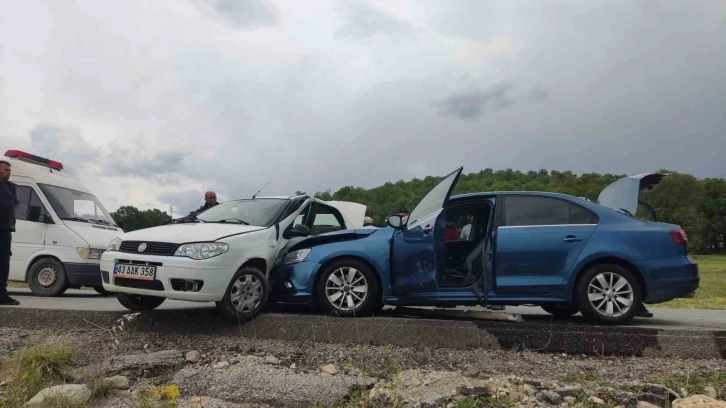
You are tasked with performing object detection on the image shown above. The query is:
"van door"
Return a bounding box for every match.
[9,185,51,281]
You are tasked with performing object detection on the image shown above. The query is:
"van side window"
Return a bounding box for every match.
[14,186,51,223]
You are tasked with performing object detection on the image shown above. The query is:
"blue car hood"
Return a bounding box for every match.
[287,228,389,252]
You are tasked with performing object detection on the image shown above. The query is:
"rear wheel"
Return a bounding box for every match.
[27,258,69,297]
[541,304,580,319]
[576,264,641,325]
[116,293,166,311]
[316,258,380,317]
[216,267,269,322]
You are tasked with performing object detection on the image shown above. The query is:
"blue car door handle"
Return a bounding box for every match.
[564,235,582,243]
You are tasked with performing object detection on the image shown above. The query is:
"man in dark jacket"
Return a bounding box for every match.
[187,191,219,219]
[0,160,20,305]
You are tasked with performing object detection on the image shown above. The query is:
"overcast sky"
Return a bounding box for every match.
[1,0,725,216]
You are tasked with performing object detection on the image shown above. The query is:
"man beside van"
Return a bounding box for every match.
[0,160,20,305]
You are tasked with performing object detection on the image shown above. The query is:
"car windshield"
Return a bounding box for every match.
[196,198,289,227]
[38,183,116,226]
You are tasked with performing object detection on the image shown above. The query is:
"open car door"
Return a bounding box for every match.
[390,167,463,295]
[597,173,665,220]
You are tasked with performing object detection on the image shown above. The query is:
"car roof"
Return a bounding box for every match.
[6,156,93,194]
[451,191,586,200]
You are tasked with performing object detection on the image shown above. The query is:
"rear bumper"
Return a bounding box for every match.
[638,256,700,303]
[64,262,102,287]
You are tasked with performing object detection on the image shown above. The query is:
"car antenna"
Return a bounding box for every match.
[252,181,270,199]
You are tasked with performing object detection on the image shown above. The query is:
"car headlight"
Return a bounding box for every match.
[282,249,311,265]
[107,237,122,252]
[77,247,105,260]
[174,242,229,260]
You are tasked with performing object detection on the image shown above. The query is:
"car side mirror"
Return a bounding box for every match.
[285,224,310,239]
[387,215,404,229]
[116,220,125,229]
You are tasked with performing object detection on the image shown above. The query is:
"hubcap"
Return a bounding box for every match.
[230,274,263,313]
[325,267,368,311]
[37,267,58,288]
[588,272,634,318]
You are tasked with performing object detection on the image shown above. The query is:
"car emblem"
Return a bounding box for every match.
[138,243,147,253]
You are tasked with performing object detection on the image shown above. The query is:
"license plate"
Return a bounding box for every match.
[114,264,156,281]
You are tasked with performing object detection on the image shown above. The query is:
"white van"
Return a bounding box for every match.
[5,150,123,296]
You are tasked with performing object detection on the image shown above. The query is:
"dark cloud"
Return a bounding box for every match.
[191,0,279,29]
[528,84,550,104]
[29,123,96,175]
[434,82,516,120]
[102,150,185,179]
[335,0,414,41]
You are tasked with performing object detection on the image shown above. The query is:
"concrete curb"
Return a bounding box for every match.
[1,308,724,359]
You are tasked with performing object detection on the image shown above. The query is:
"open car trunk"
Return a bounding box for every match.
[597,173,665,220]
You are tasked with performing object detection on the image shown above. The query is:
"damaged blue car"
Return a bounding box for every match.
[270,168,699,325]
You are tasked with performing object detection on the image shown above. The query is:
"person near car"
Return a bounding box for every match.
[187,191,219,219]
[0,160,20,306]
[362,216,377,228]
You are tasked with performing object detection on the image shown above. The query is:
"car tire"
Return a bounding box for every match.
[316,258,380,317]
[216,267,269,322]
[27,258,69,297]
[541,304,580,319]
[116,292,166,311]
[576,263,642,325]
[93,286,111,296]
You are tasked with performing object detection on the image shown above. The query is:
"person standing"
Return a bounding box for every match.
[0,160,20,305]
[187,191,219,219]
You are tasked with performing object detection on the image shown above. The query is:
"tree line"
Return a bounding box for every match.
[110,168,725,254]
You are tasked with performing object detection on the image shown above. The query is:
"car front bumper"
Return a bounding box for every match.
[269,261,320,302]
[100,251,235,302]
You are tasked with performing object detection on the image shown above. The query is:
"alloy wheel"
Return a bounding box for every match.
[325,267,369,311]
[587,272,634,318]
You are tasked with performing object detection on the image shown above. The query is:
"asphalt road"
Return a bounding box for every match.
[6,288,726,331]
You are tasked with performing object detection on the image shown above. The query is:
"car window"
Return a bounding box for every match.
[504,196,597,226]
[310,204,344,235]
[15,186,51,223]
[446,207,476,242]
[407,169,460,226]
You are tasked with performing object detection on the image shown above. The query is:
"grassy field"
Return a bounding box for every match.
[6,255,725,309]
[651,254,726,310]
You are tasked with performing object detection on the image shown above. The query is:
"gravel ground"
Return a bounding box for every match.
[1,327,725,408]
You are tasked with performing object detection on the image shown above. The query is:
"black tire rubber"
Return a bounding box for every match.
[216,267,269,322]
[116,292,166,311]
[26,258,69,297]
[93,286,111,296]
[316,258,381,317]
[576,263,642,325]
[541,304,580,319]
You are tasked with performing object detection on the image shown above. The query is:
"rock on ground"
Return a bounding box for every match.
[185,351,201,363]
[107,349,185,376]
[102,376,130,390]
[25,384,92,407]
[388,369,495,407]
[172,356,374,406]
[673,395,726,408]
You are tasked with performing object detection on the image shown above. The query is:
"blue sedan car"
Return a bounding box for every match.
[270,168,699,324]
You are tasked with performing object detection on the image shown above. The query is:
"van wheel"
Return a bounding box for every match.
[116,293,166,311]
[316,258,380,317]
[27,258,69,297]
[216,267,269,322]
[576,264,641,325]
[541,304,580,319]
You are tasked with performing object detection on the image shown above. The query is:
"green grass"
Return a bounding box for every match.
[1,344,76,408]
[651,255,726,310]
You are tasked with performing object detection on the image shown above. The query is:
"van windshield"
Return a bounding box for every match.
[38,184,116,226]
[197,199,288,227]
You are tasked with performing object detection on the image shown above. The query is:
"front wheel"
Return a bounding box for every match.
[116,293,166,311]
[316,258,380,317]
[576,264,641,325]
[27,258,69,297]
[216,267,269,322]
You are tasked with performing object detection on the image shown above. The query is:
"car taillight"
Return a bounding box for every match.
[670,229,688,245]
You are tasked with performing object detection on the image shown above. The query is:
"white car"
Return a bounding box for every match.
[100,195,366,320]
